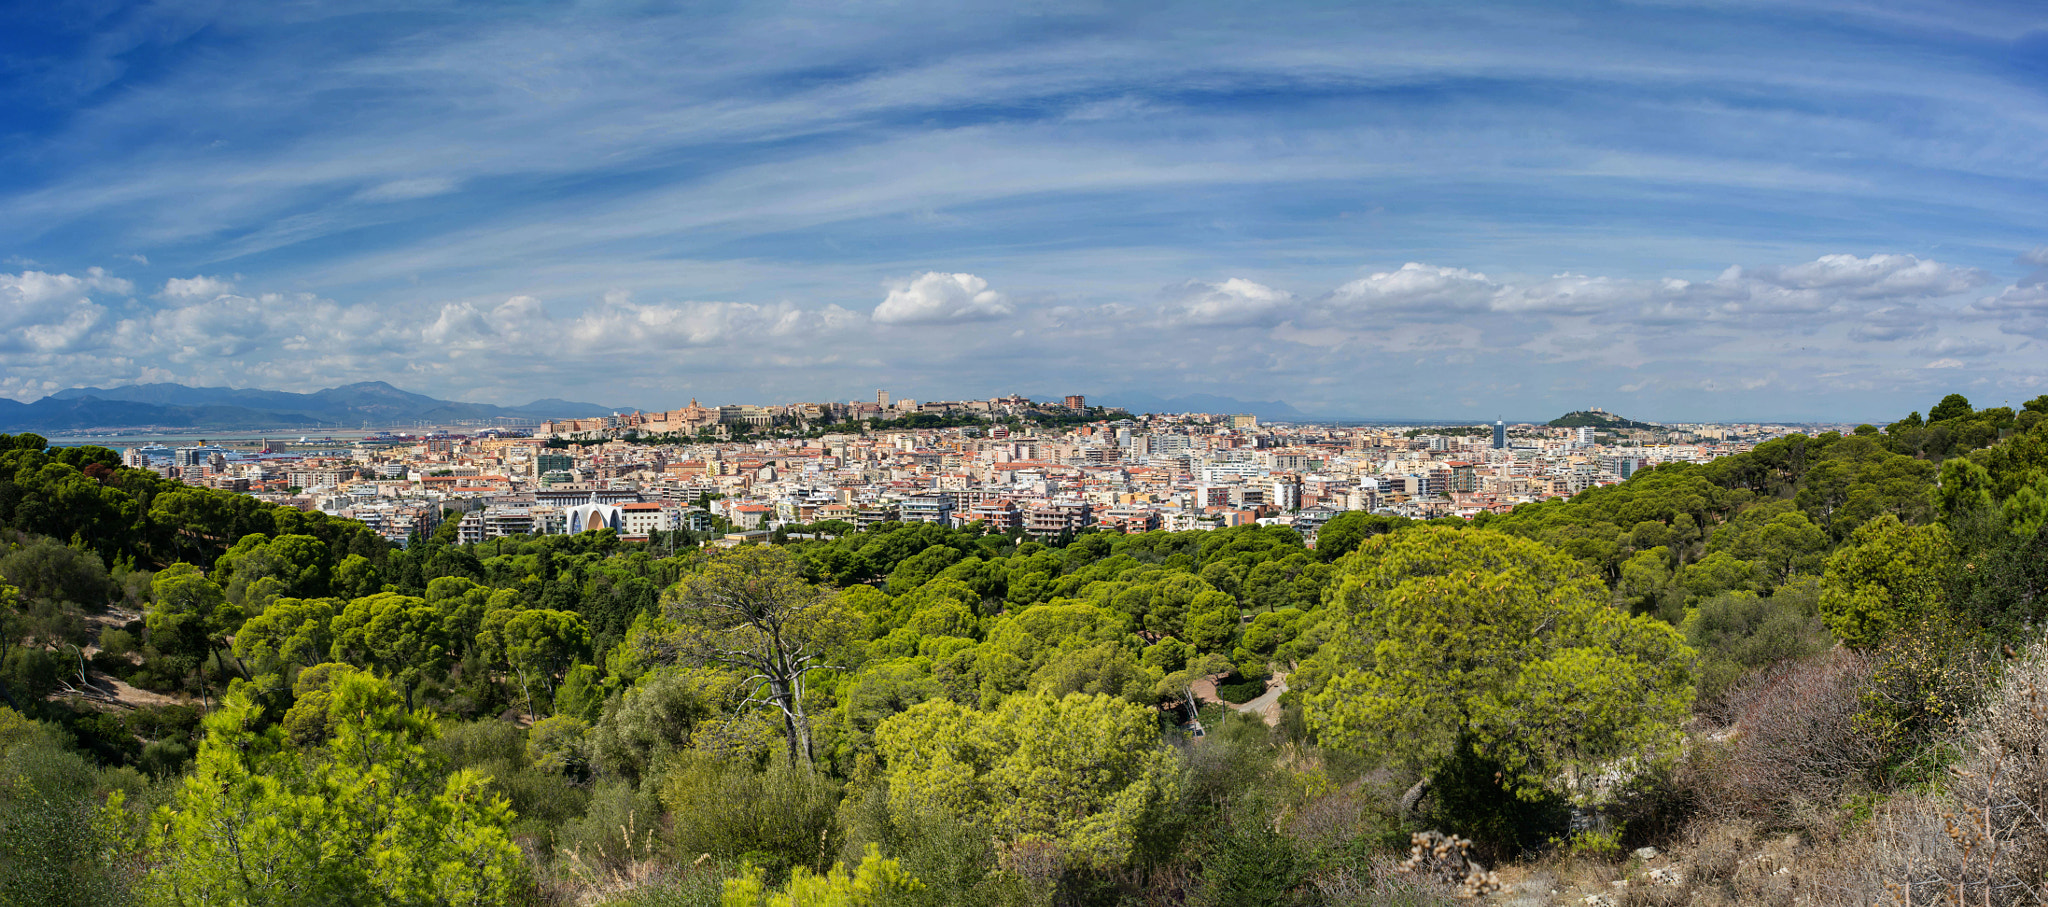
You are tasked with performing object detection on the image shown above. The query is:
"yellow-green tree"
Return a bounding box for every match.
[145,672,523,906]
[721,844,923,907]
[1301,527,1693,802]
[1818,513,1957,648]
[874,691,1179,871]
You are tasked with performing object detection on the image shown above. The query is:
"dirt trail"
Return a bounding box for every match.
[1231,673,1289,726]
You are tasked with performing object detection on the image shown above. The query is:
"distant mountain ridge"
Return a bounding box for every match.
[0,382,630,432]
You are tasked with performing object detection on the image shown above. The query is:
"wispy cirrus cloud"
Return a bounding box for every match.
[2,2,2047,419]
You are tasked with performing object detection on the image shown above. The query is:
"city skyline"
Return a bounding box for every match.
[4,2,2047,421]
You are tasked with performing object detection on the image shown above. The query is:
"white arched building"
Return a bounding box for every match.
[563,499,624,533]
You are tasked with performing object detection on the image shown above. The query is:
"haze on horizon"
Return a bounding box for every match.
[3,1,2046,423]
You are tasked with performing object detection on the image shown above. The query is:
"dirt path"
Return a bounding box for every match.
[1231,673,1289,726]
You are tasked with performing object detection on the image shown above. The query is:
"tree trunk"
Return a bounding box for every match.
[770,678,814,770]
[1400,776,1431,817]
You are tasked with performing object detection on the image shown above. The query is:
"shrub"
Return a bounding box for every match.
[659,753,842,879]
[1691,650,1884,830]
[1853,621,1994,783]
[1684,585,1831,709]
[1215,671,1270,704]
[1814,637,2048,906]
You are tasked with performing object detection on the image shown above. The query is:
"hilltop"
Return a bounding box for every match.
[1547,408,1660,430]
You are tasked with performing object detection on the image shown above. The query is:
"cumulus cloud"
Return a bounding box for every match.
[1328,263,1498,313]
[1165,278,1294,326]
[160,274,237,299]
[0,268,130,354]
[2,249,2041,415]
[1744,253,1988,298]
[873,272,1012,324]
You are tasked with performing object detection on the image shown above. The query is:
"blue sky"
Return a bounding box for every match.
[3,0,2046,421]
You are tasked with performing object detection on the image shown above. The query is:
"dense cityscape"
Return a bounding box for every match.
[6,2,2048,906]
[111,391,1823,551]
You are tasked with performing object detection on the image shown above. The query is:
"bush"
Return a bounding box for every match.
[1215,671,1270,704]
[1419,745,1569,861]
[557,779,665,879]
[1685,585,1831,709]
[1853,621,1994,783]
[1689,650,1884,830]
[659,753,842,879]
[1808,636,2048,907]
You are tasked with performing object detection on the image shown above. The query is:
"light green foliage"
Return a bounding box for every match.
[591,667,715,782]
[971,602,1131,705]
[424,577,498,650]
[1703,501,1830,586]
[1028,641,1162,703]
[145,675,523,906]
[554,663,607,721]
[231,596,340,680]
[1791,434,1936,538]
[2005,473,2048,540]
[330,592,449,695]
[147,564,240,672]
[1934,457,1995,524]
[1819,514,1957,648]
[213,534,331,606]
[1312,511,1409,563]
[1303,528,1694,802]
[501,608,593,700]
[1614,547,1674,617]
[874,691,1179,870]
[903,592,977,639]
[332,554,382,600]
[839,584,897,640]
[721,844,923,907]
[1236,607,1305,663]
[888,545,963,594]
[1183,589,1242,652]
[659,753,842,876]
[1141,636,1192,674]
[1678,551,1761,602]
[529,715,592,776]
[830,655,945,766]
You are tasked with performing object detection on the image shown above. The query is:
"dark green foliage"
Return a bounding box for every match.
[1421,744,1570,861]
[1195,799,1314,907]
[1214,670,1270,704]
[1685,586,1831,706]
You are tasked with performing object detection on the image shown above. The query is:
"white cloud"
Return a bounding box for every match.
[873,272,1012,324]
[1166,277,1294,326]
[0,268,129,353]
[160,274,237,299]
[1924,358,1965,369]
[1329,263,1498,313]
[1745,253,1987,299]
[356,177,460,202]
[1845,305,1937,342]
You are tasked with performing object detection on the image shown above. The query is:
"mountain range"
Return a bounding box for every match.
[0,382,629,432]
